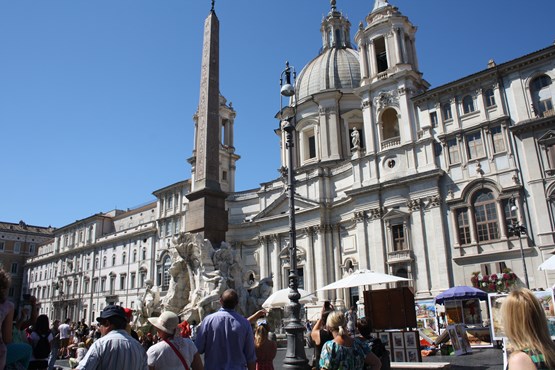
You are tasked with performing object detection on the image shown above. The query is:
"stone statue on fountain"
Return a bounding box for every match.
[136,232,274,325]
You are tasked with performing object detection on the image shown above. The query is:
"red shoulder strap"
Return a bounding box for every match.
[163,338,190,370]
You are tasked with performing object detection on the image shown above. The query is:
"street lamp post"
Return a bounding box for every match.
[508,198,530,289]
[279,61,309,370]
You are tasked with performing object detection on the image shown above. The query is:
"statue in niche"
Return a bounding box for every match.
[351,127,360,149]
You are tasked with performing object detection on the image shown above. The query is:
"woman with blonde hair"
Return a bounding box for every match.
[502,288,555,369]
[254,321,277,370]
[319,310,381,370]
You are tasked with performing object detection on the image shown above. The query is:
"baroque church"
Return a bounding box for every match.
[21,0,555,323]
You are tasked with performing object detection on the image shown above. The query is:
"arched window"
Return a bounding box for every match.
[462,95,475,114]
[112,254,116,266]
[381,108,400,141]
[484,89,496,107]
[133,249,137,263]
[531,74,553,117]
[102,256,107,268]
[122,252,127,265]
[473,190,499,242]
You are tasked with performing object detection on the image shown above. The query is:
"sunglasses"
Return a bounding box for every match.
[97,320,109,327]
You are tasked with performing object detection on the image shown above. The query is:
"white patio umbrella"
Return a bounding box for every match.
[538,255,555,270]
[262,288,317,309]
[316,269,410,291]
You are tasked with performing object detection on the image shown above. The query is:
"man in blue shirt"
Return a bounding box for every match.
[195,289,256,370]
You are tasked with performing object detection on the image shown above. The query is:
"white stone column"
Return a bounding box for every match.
[331,224,344,306]
[369,40,377,78]
[408,200,429,297]
[304,227,316,293]
[313,226,327,302]
[258,236,268,279]
[360,41,369,79]
[394,28,403,65]
[355,211,369,269]
[425,196,451,294]
[270,235,281,289]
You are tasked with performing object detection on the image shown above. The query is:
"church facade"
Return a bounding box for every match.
[23,0,555,323]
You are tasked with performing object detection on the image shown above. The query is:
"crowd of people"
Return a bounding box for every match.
[3,261,555,370]
[0,274,278,370]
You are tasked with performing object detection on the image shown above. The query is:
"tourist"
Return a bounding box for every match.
[310,302,334,369]
[69,342,87,368]
[6,296,34,370]
[502,288,555,369]
[346,306,357,337]
[47,319,61,370]
[195,289,256,370]
[58,318,71,359]
[254,320,277,370]
[76,305,147,370]
[0,268,15,370]
[28,314,54,370]
[146,311,203,370]
[319,310,380,370]
[123,307,140,341]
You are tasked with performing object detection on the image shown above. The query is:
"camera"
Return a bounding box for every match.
[324,301,331,310]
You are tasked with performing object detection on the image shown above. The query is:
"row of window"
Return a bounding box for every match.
[379,190,518,255]
[0,241,35,254]
[433,89,496,126]
[30,248,148,283]
[437,126,506,165]
[32,271,148,299]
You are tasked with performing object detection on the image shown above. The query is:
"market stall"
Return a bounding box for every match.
[434,286,492,348]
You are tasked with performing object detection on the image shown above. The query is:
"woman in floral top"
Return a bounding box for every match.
[502,288,555,370]
[319,310,381,370]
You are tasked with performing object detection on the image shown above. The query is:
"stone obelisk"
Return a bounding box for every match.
[186,2,228,246]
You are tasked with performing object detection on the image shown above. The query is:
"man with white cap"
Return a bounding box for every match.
[76,305,147,370]
[146,311,203,370]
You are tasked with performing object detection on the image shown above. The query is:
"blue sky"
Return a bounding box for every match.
[1,1,554,228]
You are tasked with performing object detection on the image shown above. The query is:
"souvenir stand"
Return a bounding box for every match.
[434,286,492,351]
[364,287,422,363]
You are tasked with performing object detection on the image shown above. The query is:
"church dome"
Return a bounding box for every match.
[296,48,360,101]
[295,1,361,101]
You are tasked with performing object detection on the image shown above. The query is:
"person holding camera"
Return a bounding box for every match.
[310,302,334,369]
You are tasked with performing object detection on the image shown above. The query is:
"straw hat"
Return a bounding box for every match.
[148,311,179,335]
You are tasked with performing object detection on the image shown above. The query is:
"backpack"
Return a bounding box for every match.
[33,332,51,359]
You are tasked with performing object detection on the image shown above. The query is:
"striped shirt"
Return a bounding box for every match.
[76,329,147,370]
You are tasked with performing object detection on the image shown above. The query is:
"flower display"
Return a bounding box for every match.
[470,269,517,293]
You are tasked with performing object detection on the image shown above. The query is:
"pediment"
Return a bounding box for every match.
[252,193,320,221]
[382,208,409,220]
[538,130,555,144]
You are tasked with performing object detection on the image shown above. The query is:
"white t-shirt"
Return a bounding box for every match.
[59,323,71,339]
[147,337,197,370]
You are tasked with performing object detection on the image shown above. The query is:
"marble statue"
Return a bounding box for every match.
[147,232,273,323]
